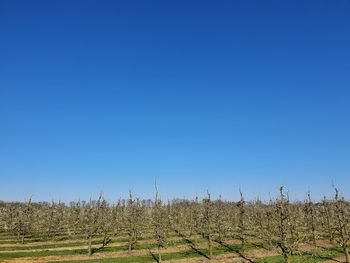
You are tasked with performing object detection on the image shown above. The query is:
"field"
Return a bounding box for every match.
[0,188,349,263]
[0,231,347,263]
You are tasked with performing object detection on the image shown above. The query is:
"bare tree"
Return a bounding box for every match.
[320,196,335,244]
[45,201,65,239]
[111,199,124,239]
[151,185,168,263]
[79,195,104,255]
[237,190,246,253]
[251,198,274,249]
[67,201,81,237]
[99,197,113,247]
[333,187,350,263]
[304,191,317,246]
[202,191,214,259]
[125,191,145,254]
[275,187,302,263]
[9,199,34,244]
[213,196,229,242]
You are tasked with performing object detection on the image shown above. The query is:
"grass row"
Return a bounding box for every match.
[54,246,237,263]
[257,246,344,263]
[0,237,266,260]
[0,231,344,263]
[0,238,206,259]
[53,245,344,263]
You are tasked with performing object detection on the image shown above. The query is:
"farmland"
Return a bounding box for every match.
[0,187,349,263]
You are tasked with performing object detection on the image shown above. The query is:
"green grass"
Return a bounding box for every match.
[0,236,132,246]
[0,240,99,251]
[0,237,137,251]
[0,232,344,263]
[256,246,344,263]
[0,236,250,261]
[0,248,89,260]
[51,246,233,263]
[1,245,343,263]
[49,242,268,263]
[0,238,202,259]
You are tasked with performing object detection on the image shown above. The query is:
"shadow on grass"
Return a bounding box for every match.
[215,240,255,263]
[298,249,343,263]
[148,248,160,263]
[175,229,210,260]
[91,238,112,255]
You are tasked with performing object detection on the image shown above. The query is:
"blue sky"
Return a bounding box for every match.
[1,0,349,202]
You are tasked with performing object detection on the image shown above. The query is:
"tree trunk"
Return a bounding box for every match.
[241,238,245,256]
[88,235,92,256]
[21,235,25,245]
[312,235,317,247]
[284,253,290,263]
[158,246,162,263]
[102,232,108,247]
[268,238,273,249]
[128,235,132,254]
[345,246,350,263]
[208,235,213,259]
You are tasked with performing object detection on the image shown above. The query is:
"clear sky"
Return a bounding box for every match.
[0,0,349,202]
